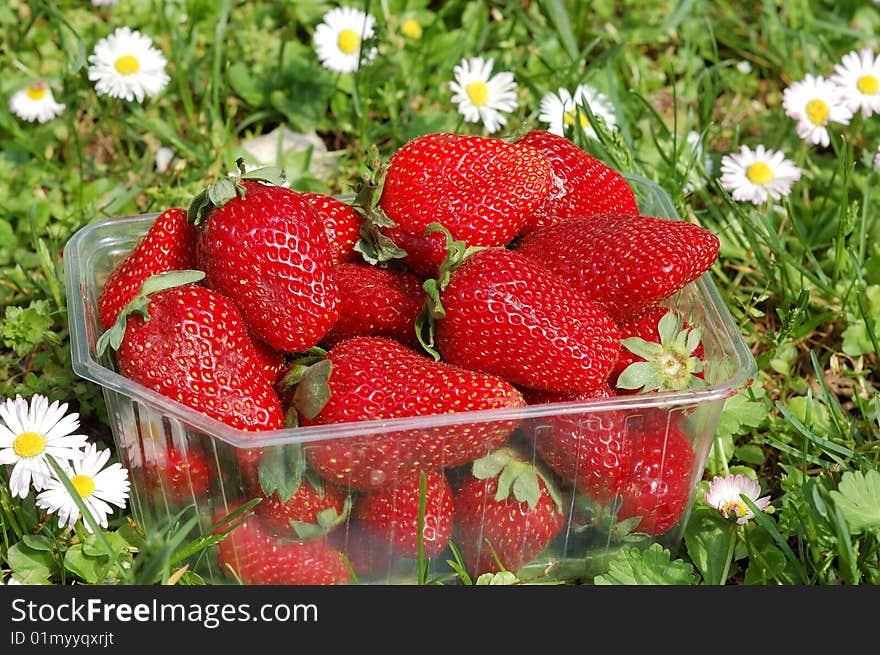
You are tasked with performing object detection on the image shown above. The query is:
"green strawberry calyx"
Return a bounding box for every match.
[95,269,206,357]
[471,447,563,513]
[615,309,705,393]
[416,222,484,360]
[187,157,288,228]
[351,146,408,265]
[276,347,333,426]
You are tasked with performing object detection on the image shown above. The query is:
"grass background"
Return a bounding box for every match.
[1,0,879,585]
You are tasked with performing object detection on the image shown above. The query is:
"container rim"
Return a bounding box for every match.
[63,182,757,449]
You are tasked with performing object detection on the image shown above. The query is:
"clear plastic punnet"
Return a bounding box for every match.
[63,175,757,585]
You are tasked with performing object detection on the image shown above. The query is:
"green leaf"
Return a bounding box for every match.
[8,541,56,584]
[1,301,59,357]
[684,508,738,585]
[258,444,307,503]
[715,388,767,439]
[63,544,104,584]
[21,533,55,552]
[828,469,880,534]
[594,543,698,585]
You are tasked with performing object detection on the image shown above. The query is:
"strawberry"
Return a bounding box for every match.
[452,447,565,577]
[616,424,696,536]
[255,476,350,540]
[301,191,362,264]
[610,304,706,393]
[143,446,213,504]
[98,207,197,330]
[524,384,632,503]
[189,170,340,353]
[424,240,620,394]
[214,503,351,585]
[292,336,526,491]
[514,213,720,322]
[516,130,639,235]
[250,336,286,386]
[371,132,553,276]
[96,271,285,433]
[321,261,424,349]
[354,469,455,559]
[328,520,395,580]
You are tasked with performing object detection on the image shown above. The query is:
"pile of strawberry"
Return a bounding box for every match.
[94,129,719,585]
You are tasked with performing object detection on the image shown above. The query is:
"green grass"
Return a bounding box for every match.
[1,0,879,586]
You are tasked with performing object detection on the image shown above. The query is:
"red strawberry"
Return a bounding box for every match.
[524,384,631,503]
[514,213,720,322]
[189,174,340,353]
[98,207,196,330]
[294,336,526,491]
[328,520,396,581]
[610,304,706,393]
[301,192,362,264]
[616,424,696,536]
[250,336,286,386]
[255,476,350,540]
[452,447,565,577]
[143,447,212,504]
[427,244,620,394]
[516,130,639,235]
[214,504,350,585]
[96,271,285,433]
[373,132,553,276]
[321,261,425,348]
[355,469,455,559]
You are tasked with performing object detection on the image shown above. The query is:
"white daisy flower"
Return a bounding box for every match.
[782,74,853,148]
[8,82,66,124]
[91,0,119,6]
[87,26,170,103]
[719,144,802,205]
[538,83,617,139]
[313,6,378,74]
[449,56,518,134]
[0,395,89,499]
[831,47,880,118]
[703,473,771,525]
[36,442,130,534]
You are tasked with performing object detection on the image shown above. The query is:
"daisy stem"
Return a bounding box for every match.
[718,523,738,585]
[0,472,25,540]
[45,455,121,572]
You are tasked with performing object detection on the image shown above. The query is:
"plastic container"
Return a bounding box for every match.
[63,175,757,584]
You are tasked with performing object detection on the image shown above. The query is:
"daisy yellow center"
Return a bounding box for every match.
[721,500,748,519]
[746,161,774,185]
[71,474,96,499]
[337,29,361,54]
[564,108,589,129]
[466,81,489,107]
[805,98,829,126]
[401,19,422,39]
[13,431,46,458]
[857,74,878,95]
[114,54,141,76]
[26,85,47,101]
